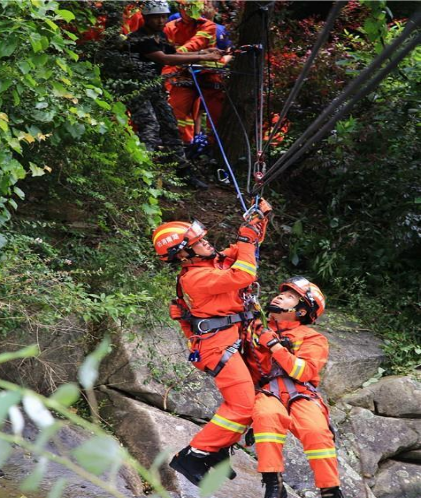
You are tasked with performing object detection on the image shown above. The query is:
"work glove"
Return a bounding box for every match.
[237,223,260,244]
[169,299,190,321]
[258,328,280,349]
[258,198,272,217]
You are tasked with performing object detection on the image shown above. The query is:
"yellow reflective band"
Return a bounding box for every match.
[202,61,225,68]
[153,227,186,245]
[210,414,247,434]
[289,358,306,380]
[291,340,303,351]
[178,46,188,53]
[254,432,286,444]
[304,448,337,460]
[231,260,257,276]
[196,31,214,39]
[185,119,195,125]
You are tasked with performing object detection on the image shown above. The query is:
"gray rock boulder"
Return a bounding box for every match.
[344,376,421,418]
[1,419,143,498]
[371,460,421,498]
[339,407,420,477]
[0,315,88,395]
[97,387,301,498]
[315,311,386,400]
[99,325,222,419]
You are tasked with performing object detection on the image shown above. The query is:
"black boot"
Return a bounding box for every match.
[320,487,345,498]
[205,447,237,480]
[261,472,288,498]
[169,446,210,486]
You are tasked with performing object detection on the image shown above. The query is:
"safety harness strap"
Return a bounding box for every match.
[205,339,242,378]
[190,311,255,334]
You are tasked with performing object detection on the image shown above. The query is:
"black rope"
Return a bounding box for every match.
[262,1,345,154]
[252,18,421,193]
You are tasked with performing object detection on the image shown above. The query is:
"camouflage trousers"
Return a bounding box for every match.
[128,87,187,164]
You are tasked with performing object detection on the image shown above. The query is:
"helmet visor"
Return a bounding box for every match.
[185,220,207,245]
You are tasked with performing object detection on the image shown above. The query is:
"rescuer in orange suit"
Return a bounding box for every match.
[152,198,272,486]
[163,0,225,144]
[245,277,345,498]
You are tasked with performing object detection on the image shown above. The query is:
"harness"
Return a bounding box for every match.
[249,327,319,411]
[175,265,259,376]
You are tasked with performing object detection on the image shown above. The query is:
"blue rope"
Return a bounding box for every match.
[189,67,248,213]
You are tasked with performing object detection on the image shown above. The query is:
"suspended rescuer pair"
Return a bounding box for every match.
[152,209,345,498]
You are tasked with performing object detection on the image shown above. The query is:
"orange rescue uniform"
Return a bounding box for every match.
[176,241,258,452]
[244,320,340,489]
[163,17,224,143]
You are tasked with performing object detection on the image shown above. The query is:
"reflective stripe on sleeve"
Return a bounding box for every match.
[289,357,306,380]
[231,260,257,276]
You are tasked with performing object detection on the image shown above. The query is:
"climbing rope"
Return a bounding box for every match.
[189,66,249,213]
[253,10,421,193]
[263,0,345,154]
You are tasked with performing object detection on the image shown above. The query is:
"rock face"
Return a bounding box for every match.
[339,407,421,478]
[1,419,143,498]
[99,325,222,419]
[315,312,386,400]
[371,460,421,498]
[0,315,88,395]
[97,387,301,498]
[343,376,421,418]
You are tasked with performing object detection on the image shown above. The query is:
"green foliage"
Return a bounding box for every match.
[0,231,153,336]
[0,0,162,228]
[0,345,171,498]
[264,6,420,374]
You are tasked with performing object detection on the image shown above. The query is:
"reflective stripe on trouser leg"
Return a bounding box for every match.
[289,398,340,488]
[168,86,196,143]
[190,352,254,452]
[252,393,290,473]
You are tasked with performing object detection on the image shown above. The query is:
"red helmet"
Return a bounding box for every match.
[152,220,207,262]
[279,276,325,324]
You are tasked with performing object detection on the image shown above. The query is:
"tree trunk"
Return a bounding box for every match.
[216,1,274,168]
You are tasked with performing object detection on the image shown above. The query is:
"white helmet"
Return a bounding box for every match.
[142,1,171,15]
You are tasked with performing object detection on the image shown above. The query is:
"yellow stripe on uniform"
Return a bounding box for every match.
[304,448,337,460]
[231,260,257,276]
[289,358,306,380]
[210,414,247,434]
[153,227,186,245]
[185,118,195,125]
[196,31,214,40]
[254,432,286,444]
[291,340,303,351]
[178,46,189,53]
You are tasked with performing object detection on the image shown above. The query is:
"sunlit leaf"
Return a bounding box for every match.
[0,345,39,364]
[47,477,67,498]
[50,383,80,407]
[20,456,48,492]
[78,338,110,390]
[22,394,55,428]
[0,391,21,424]
[30,162,46,177]
[8,405,25,435]
[72,436,124,475]
[0,440,12,467]
[199,460,232,497]
[56,9,75,22]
